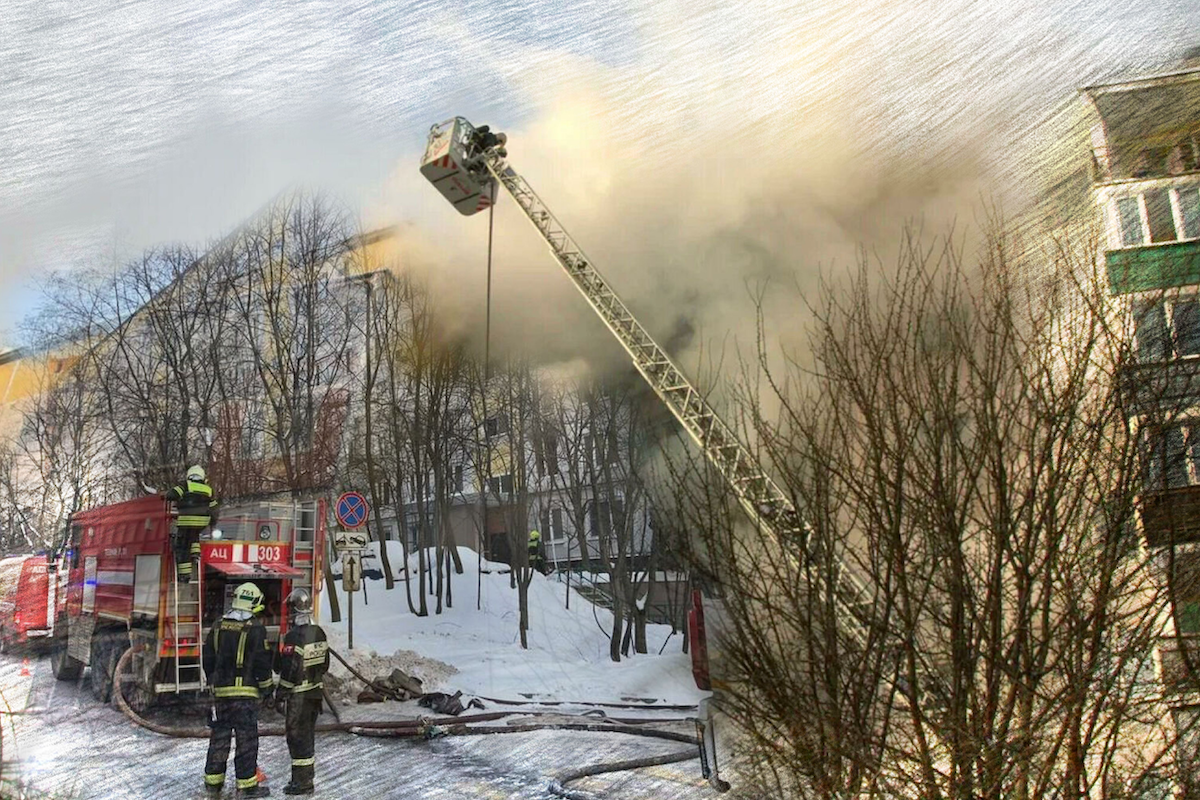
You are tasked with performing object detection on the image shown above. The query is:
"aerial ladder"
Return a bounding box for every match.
[420,117,945,792]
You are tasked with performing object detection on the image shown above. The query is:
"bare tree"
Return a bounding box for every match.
[664,223,1178,798]
[542,375,661,661]
[219,192,354,497]
[15,364,110,549]
[476,357,540,647]
[367,271,472,615]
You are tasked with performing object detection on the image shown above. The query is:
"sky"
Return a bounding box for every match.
[2,0,1199,354]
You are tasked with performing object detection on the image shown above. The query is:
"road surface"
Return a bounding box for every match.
[0,653,721,799]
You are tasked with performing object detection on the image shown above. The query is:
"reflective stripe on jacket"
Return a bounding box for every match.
[203,616,272,699]
[275,622,330,695]
[167,480,219,528]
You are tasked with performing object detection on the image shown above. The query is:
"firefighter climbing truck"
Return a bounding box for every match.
[48,494,326,710]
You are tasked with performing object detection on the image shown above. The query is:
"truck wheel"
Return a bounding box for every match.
[105,638,131,709]
[90,634,112,703]
[50,619,83,682]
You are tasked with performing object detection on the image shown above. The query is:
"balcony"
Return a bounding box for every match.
[1106,240,1200,295]
[1083,69,1200,185]
[1141,486,1200,548]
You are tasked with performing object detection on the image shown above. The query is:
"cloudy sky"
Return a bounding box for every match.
[2,0,1198,351]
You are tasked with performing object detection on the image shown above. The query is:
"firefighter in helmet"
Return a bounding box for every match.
[165,464,219,584]
[273,587,329,796]
[528,529,548,575]
[203,582,273,798]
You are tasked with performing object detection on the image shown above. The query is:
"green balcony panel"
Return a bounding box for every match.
[1107,241,1200,294]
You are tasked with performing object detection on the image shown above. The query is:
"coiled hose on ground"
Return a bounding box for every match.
[111,645,708,797]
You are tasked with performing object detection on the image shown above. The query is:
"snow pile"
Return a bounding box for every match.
[319,545,705,707]
[322,626,458,705]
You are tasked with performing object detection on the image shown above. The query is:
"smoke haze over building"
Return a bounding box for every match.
[2,0,1198,361]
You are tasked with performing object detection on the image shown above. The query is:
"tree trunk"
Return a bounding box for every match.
[634,599,648,654]
[518,568,531,650]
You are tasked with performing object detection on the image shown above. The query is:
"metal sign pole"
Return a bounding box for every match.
[333,493,369,653]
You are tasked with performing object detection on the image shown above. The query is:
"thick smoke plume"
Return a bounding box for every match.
[383,52,996,382]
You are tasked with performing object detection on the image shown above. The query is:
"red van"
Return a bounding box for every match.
[0,555,52,653]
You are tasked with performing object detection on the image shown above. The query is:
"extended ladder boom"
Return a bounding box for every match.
[443,129,876,648]
[419,120,951,725]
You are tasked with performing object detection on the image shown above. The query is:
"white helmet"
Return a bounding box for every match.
[231,582,265,614]
[187,464,206,482]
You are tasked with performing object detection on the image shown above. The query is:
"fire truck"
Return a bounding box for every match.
[48,494,326,711]
[0,554,51,653]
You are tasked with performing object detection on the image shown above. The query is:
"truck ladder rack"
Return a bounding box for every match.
[160,545,204,693]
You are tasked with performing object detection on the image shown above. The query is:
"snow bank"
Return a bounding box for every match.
[318,545,704,706]
[321,626,458,705]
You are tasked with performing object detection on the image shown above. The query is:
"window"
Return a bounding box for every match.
[1113,186,1200,247]
[1172,555,1200,635]
[1134,298,1200,361]
[1182,187,1200,239]
[1141,422,1200,490]
[487,474,513,496]
[452,464,464,493]
[405,511,435,549]
[242,403,265,459]
[484,415,509,438]
[539,506,565,542]
[1178,600,1200,634]
[588,496,625,540]
[536,433,559,477]
[1118,196,1144,246]
[1178,299,1200,356]
[1146,189,1177,243]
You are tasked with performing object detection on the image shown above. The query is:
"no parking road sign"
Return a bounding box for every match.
[336,491,370,529]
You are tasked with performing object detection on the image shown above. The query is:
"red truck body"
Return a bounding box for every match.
[0,554,51,652]
[50,494,326,707]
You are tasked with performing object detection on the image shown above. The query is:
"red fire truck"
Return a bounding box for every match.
[0,554,52,653]
[49,495,326,710]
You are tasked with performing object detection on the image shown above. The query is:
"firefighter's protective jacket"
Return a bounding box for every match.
[274,620,329,696]
[203,613,274,699]
[166,480,219,528]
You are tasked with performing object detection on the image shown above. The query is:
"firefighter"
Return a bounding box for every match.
[203,582,273,798]
[528,529,548,575]
[165,465,219,584]
[274,588,329,796]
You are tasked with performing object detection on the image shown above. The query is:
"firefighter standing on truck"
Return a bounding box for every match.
[203,582,273,798]
[165,465,219,584]
[274,588,329,796]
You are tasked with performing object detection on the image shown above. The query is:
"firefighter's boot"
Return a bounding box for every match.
[237,785,270,798]
[204,785,222,798]
[284,762,314,795]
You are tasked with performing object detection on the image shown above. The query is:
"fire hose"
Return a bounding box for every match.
[111,644,709,796]
[350,721,703,799]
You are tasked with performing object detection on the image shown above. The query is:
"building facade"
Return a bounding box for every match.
[1083,62,1200,796]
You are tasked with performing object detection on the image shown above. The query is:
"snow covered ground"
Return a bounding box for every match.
[0,655,717,799]
[0,545,720,799]
[321,544,705,708]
